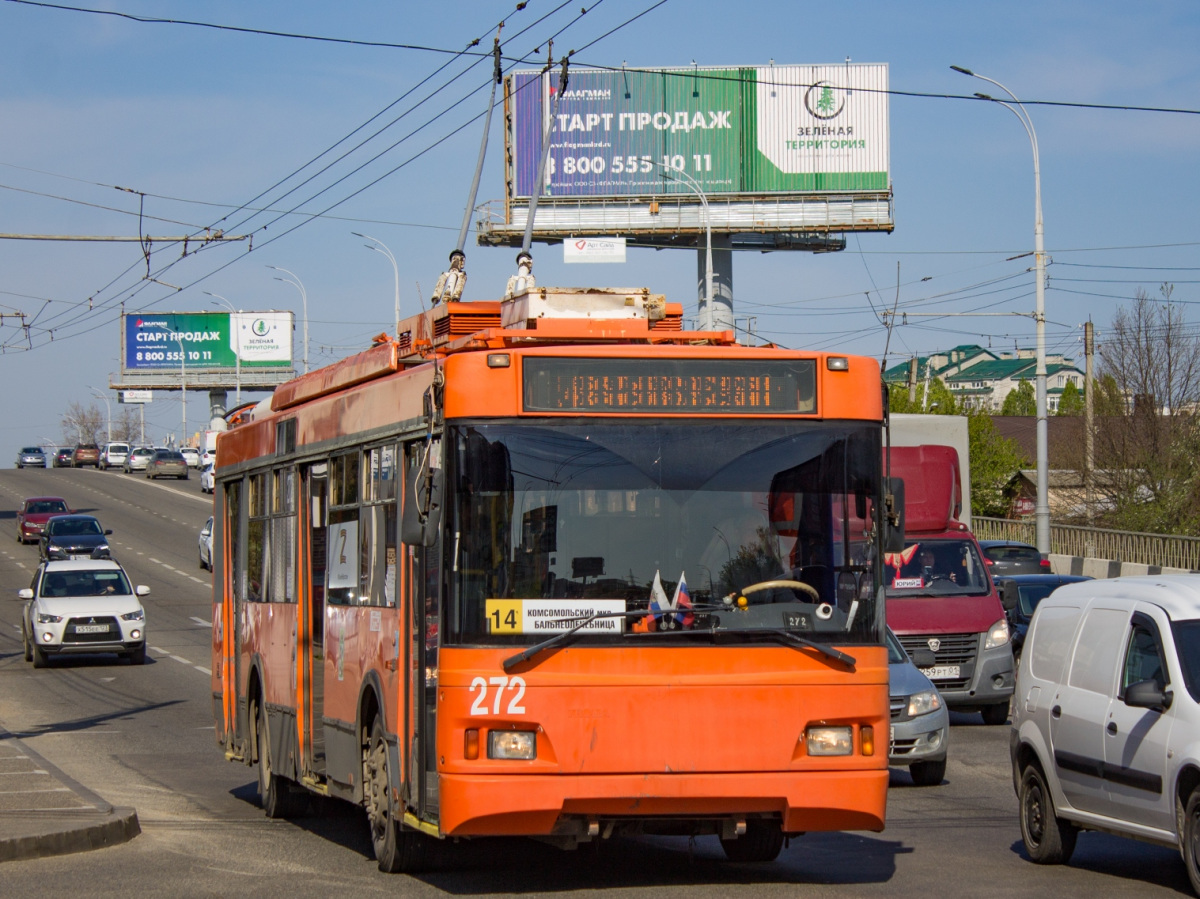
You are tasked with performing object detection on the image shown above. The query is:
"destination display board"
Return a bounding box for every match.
[523,358,817,414]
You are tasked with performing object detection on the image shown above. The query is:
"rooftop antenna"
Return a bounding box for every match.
[433,27,505,306]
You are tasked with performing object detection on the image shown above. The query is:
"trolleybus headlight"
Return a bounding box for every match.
[488,730,536,760]
[805,725,853,756]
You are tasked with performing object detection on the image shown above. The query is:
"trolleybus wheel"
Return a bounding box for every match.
[363,715,425,872]
[719,818,785,863]
[254,696,302,818]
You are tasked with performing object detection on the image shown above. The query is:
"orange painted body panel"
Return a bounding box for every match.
[442,347,882,420]
[242,601,299,708]
[323,605,403,734]
[435,645,888,836]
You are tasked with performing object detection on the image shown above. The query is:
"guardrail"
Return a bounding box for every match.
[973,517,1200,571]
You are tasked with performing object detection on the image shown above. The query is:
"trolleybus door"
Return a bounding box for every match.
[302,462,328,776]
[405,442,441,819]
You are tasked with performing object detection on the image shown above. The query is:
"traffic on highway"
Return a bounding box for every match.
[0,465,1198,895]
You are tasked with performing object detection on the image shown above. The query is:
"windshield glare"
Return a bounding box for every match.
[885,538,991,597]
[445,421,882,646]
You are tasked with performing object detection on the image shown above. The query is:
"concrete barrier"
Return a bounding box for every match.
[1048,553,1195,579]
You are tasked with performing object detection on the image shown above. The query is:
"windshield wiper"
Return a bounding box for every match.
[749,628,857,667]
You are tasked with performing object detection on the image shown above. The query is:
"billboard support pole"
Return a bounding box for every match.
[522,52,568,256]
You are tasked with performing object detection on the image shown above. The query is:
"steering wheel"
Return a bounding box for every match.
[739,578,820,602]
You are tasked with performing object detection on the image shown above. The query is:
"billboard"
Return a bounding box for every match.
[120,311,294,382]
[509,63,888,199]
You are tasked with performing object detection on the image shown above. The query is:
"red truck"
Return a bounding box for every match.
[884,444,1014,725]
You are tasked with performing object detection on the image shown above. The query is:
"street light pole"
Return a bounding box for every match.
[952,65,1049,555]
[204,292,241,407]
[655,163,712,330]
[89,387,112,443]
[352,232,401,334]
[267,266,309,373]
[176,335,187,447]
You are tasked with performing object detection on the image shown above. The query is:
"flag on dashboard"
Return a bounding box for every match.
[672,572,694,627]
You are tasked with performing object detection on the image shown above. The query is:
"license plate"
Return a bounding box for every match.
[921,665,961,680]
[75,624,109,634]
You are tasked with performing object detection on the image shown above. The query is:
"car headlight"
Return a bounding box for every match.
[805,725,854,756]
[121,608,145,621]
[92,545,111,559]
[37,612,63,624]
[985,618,1011,649]
[47,548,68,560]
[488,730,536,760]
[907,689,943,717]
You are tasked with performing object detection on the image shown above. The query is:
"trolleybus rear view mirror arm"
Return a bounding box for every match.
[883,477,906,554]
[401,465,443,547]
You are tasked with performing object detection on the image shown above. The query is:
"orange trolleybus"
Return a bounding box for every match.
[212,285,894,871]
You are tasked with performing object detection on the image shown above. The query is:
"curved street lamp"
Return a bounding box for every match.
[267,266,309,374]
[205,291,241,407]
[352,232,400,333]
[88,386,112,443]
[951,65,1049,555]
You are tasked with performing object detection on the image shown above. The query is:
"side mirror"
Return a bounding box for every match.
[883,477,906,554]
[999,581,1018,612]
[104,529,113,536]
[17,588,33,600]
[1125,679,1172,712]
[135,585,151,597]
[402,465,444,547]
[911,648,937,669]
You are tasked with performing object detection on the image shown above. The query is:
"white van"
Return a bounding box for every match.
[99,443,130,471]
[1010,575,1200,893]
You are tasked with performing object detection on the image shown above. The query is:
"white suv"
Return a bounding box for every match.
[1010,575,1200,893]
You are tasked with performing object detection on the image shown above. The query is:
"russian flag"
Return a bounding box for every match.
[672,572,695,628]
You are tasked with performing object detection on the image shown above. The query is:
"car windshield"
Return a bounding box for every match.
[884,538,991,597]
[49,518,103,536]
[987,544,1040,563]
[21,447,42,454]
[444,420,884,647]
[28,501,68,515]
[41,569,131,597]
[885,627,908,664]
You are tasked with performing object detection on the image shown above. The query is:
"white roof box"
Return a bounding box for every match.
[501,286,666,329]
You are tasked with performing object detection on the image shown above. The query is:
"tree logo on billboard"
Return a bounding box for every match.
[253,319,271,337]
[804,81,846,120]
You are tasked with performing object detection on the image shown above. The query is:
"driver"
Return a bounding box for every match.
[918,547,957,584]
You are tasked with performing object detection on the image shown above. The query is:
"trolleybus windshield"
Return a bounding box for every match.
[446,420,882,647]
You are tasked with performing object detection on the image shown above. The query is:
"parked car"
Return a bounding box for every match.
[146,448,188,480]
[179,446,201,468]
[978,539,1050,576]
[16,496,71,544]
[199,462,215,495]
[887,627,949,786]
[16,446,47,468]
[122,446,155,473]
[71,443,100,468]
[53,448,74,468]
[1010,575,1200,893]
[996,574,1092,662]
[199,516,213,571]
[19,558,149,667]
[99,442,130,471]
[38,514,113,562]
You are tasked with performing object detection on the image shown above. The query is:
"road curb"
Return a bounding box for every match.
[0,725,141,863]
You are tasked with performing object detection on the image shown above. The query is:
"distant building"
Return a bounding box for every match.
[884,344,1085,412]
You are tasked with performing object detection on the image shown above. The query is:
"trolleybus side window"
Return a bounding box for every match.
[327,452,361,606]
[271,466,297,604]
[246,472,269,603]
[225,479,242,604]
[363,444,399,608]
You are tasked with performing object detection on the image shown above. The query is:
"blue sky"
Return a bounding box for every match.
[1,0,1198,460]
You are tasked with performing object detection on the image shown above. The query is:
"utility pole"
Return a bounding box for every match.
[907,357,918,405]
[1084,320,1095,526]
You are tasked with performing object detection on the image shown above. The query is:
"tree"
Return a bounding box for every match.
[1056,380,1083,416]
[967,411,1029,518]
[1095,284,1200,535]
[60,402,104,446]
[1000,380,1035,416]
[887,378,958,416]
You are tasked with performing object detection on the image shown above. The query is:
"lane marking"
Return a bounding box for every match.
[191,617,211,627]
